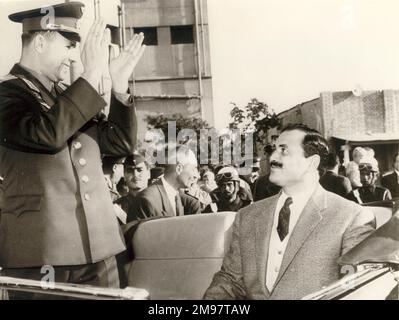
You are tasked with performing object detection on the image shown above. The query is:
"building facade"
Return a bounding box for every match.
[121,0,214,146]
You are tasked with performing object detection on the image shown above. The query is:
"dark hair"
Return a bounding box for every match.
[325,153,340,170]
[281,123,330,176]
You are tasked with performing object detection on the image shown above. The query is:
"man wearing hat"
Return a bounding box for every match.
[347,155,392,204]
[114,153,151,223]
[0,2,145,297]
[206,166,252,212]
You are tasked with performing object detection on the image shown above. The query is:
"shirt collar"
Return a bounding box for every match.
[280,184,317,210]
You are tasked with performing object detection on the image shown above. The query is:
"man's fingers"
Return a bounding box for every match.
[128,33,144,54]
[94,19,106,46]
[109,44,116,61]
[101,28,111,48]
[127,44,146,69]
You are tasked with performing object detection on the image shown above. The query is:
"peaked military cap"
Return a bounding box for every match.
[124,154,148,168]
[9,1,84,42]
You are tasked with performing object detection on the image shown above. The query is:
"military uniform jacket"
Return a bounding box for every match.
[0,64,137,268]
[347,186,392,204]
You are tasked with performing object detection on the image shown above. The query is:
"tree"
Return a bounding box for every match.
[229,98,280,144]
[144,113,213,166]
[145,113,210,140]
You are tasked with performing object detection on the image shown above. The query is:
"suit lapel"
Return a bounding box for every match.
[272,186,325,289]
[255,193,280,296]
[156,181,175,216]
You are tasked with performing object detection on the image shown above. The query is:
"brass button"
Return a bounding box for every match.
[82,175,89,183]
[84,193,91,201]
[73,141,82,149]
[79,158,87,166]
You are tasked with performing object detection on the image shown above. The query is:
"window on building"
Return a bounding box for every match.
[170,25,194,44]
[133,27,158,46]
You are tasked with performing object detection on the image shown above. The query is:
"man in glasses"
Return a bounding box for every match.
[204,124,375,300]
[347,156,392,204]
[206,166,252,213]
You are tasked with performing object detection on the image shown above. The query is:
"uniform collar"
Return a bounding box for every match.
[11,63,54,94]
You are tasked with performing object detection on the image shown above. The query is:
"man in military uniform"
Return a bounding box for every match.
[114,153,151,223]
[0,2,146,297]
[347,156,392,204]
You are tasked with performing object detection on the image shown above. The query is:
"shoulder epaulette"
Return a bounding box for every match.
[14,74,51,111]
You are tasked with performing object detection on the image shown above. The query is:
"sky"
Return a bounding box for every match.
[2,0,399,129]
[207,0,399,128]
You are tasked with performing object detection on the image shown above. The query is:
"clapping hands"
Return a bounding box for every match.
[109,33,146,93]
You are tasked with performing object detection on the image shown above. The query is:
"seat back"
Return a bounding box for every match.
[362,200,396,228]
[367,206,393,228]
[126,212,237,299]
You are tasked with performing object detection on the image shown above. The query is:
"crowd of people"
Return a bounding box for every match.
[0,1,398,300]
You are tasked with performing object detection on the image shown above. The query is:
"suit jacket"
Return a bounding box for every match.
[381,172,399,199]
[203,185,375,300]
[0,64,137,268]
[134,179,201,219]
[319,171,352,198]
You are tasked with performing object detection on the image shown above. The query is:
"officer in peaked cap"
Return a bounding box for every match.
[114,154,151,223]
[9,1,84,42]
[0,1,146,298]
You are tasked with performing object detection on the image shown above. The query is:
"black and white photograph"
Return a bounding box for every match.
[0,0,398,305]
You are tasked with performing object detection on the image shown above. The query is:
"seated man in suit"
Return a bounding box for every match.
[134,145,201,218]
[320,153,352,198]
[204,123,375,300]
[347,156,392,204]
[381,152,399,199]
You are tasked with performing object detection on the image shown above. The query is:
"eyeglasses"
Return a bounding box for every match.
[215,172,237,183]
[358,164,377,172]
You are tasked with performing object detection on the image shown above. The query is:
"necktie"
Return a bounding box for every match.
[277,197,293,241]
[175,194,184,216]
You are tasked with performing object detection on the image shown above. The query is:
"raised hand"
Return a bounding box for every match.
[109,33,146,93]
[80,19,111,89]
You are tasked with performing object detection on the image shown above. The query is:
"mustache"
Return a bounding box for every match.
[270,160,283,168]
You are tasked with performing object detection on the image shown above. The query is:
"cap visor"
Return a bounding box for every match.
[59,31,81,43]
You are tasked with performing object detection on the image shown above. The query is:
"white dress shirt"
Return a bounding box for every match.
[161,176,178,215]
[266,186,317,291]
